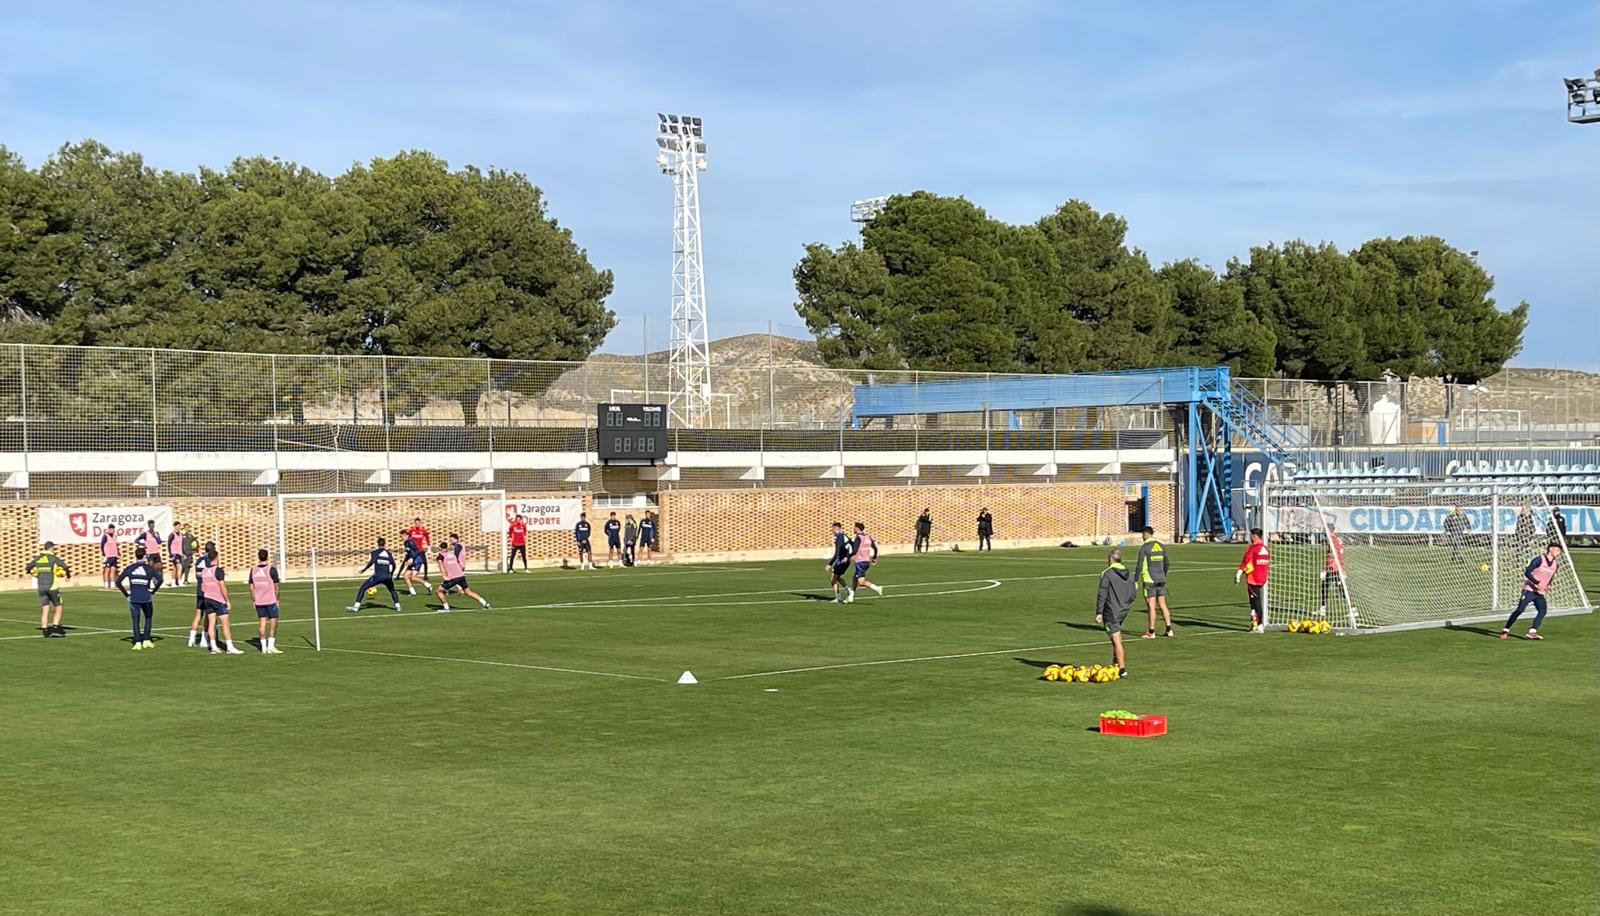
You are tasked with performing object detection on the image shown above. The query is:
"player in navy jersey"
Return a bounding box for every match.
[349,537,402,612]
[603,512,623,568]
[826,522,853,603]
[401,530,431,596]
[574,513,594,570]
[116,546,164,650]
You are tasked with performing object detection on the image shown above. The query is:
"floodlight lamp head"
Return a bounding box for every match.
[1565,77,1586,91]
[658,112,667,123]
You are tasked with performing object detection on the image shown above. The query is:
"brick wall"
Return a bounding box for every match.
[657,482,1174,558]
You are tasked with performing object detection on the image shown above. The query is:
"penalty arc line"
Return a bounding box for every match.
[718,627,1244,680]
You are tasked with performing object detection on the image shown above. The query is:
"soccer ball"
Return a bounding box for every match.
[365,586,379,598]
[1073,667,1091,683]
[1287,619,1303,633]
[1043,665,1062,681]
[1479,563,1490,573]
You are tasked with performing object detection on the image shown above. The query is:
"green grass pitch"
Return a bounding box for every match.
[2,544,1595,915]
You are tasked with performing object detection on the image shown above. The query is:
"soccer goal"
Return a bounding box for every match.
[1262,480,1591,633]
[275,489,509,581]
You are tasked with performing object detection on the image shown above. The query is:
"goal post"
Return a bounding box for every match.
[1262,480,1592,633]
[274,489,508,581]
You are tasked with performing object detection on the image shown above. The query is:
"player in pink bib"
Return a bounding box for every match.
[248,549,282,654]
[198,546,244,655]
[842,521,883,604]
[1500,542,1564,640]
[433,534,490,612]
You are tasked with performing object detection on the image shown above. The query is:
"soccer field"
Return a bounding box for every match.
[2,544,1595,915]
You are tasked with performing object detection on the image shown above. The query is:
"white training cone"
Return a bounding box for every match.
[677,670,698,685]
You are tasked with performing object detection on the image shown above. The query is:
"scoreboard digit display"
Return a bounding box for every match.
[597,403,669,463]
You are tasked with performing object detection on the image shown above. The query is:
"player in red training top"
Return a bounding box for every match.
[1235,527,1270,633]
[406,517,432,580]
[507,514,528,571]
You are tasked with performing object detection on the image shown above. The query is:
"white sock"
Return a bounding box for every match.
[478,597,488,607]
[226,640,235,650]
[188,629,198,644]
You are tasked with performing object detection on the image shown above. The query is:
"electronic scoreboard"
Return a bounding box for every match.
[596,403,668,463]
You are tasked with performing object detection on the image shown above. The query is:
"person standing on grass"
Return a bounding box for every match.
[1444,506,1470,565]
[249,549,282,654]
[166,523,185,581]
[1236,527,1270,633]
[1514,505,1537,547]
[623,514,638,566]
[604,512,623,568]
[914,508,932,553]
[141,520,164,576]
[116,545,162,651]
[1319,528,1354,623]
[349,537,402,613]
[1547,507,1567,546]
[187,540,216,648]
[1094,547,1134,679]
[1134,526,1173,639]
[574,512,594,570]
[1500,542,1564,641]
[843,521,882,604]
[508,514,529,571]
[976,508,994,551]
[198,545,243,655]
[25,541,71,639]
[639,512,657,564]
[435,534,490,612]
[406,517,433,581]
[179,525,198,586]
[101,528,121,589]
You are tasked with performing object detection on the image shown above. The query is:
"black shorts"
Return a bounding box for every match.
[607,537,621,549]
[576,539,591,552]
[37,589,62,606]
[442,577,468,592]
[831,560,851,577]
[1101,604,1131,635]
[201,598,229,615]
[640,535,654,547]
[104,557,120,568]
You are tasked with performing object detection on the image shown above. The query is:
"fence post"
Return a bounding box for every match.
[380,356,393,490]
[18,346,30,497]
[149,349,160,495]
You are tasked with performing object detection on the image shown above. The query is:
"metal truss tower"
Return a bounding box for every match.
[656,113,711,427]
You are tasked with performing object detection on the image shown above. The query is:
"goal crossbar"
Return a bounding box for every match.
[275,489,508,581]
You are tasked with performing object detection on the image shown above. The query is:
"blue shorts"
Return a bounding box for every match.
[442,577,468,592]
[576,539,591,552]
[641,535,654,547]
[854,561,872,577]
[607,537,621,549]
[255,603,279,619]
[104,557,120,568]
[409,555,424,571]
[201,598,229,615]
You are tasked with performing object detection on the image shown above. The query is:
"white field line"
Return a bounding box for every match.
[718,627,1244,681]
[281,644,666,681]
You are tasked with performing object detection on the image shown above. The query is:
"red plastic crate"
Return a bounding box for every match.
[1099,714,1167,737]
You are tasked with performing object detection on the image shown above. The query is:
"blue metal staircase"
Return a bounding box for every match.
[1203,380,1310,476]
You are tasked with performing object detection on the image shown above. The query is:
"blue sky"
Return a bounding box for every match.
[2,0,1596,369]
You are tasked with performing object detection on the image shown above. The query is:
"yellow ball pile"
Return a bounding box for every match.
[1042,664,1120,683]
[1287,619,1332,634]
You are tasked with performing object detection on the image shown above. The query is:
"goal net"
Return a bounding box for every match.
[1262,480,1591,633]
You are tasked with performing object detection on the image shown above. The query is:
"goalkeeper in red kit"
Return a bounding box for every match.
[1236,527,1270,632]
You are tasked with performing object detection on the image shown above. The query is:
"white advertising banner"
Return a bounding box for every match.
[480,498,584,533]
[1271,504,1589,536]
[39,506,174,545]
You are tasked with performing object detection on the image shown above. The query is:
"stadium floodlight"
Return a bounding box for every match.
[654,113,713,428]
[850,195,891,223]
[1564,70,1600,124]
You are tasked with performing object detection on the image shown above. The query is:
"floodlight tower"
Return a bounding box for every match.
[656,113,712,428]
[1563,69,1600,124]
[850,196,891,224]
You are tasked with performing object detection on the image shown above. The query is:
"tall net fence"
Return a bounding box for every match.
[1264,481,1592,632]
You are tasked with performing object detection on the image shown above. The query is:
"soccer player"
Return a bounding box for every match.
[1548,507,1568,545]
[623,514,638,566]
[976,508,994,551]
[434,534,490,611]
[1319,528,1355,623]
[140,520,164,574]
[508,514,529,571]
[1094,547,1134,678]
[249,548,282,654]
[843,521,883,604]
[604,512,622,568]
[1500,542,1565,640]
[1514,505,1537,546]
[914,508,932,553]
[166,523,185,581]
[1443,506,1470,565]
[401,529,430,595]
[406,517,432,580]
[197,545,243,655]
[1235,528,1270,633]
[25,541,71,638]
[116,545,163,651]
[574,512,594,570]
[1134,526,1173,638]
[825,521,852,602]
[350,537,401,612]
[187,540,216,648]
[101,528,121,589]
[178,525,198,586]
[638,512,656,564]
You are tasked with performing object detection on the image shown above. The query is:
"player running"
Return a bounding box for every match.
[1134,526,1173,638]
[350,537,402,612]
[406,517,432,580]
[249,549,282,654]
[1094,547,1134,679]
[843,521,883,604]
[434,534,490,612]
[401,529,431,595]
[116,546,163,651]
[1236,528,1270,633]
[604,512,622,568]
[25,541,71,638]
[1500,542,1565,641]
[101,528,120,589]
[508,514,529,571]
[574,513,594,570]
[825,522,853,602]
[198,545,244,655]
[1319,528,1355,624]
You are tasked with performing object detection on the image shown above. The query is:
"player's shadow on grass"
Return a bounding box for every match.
[789,592,837,601]
[1169,617,1239,631]
[1445,623,1505,638]
[1056,620,1104,632]
[1058,902,1147,915]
